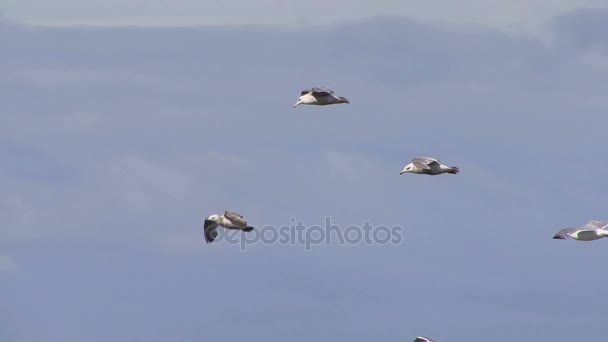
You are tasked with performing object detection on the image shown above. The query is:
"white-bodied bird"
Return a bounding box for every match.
[203,210,255,243]
[400,157,459,175]
[293,87,350,108]
[553,220,608,241]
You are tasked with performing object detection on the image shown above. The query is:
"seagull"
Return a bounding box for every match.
[203,210,255,243]
[413,337,436,342]
[400,157,459,175]
[553,220,608,241]
[293,87,350,108]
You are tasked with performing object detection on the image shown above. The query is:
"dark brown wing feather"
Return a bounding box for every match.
[204,220,219,243]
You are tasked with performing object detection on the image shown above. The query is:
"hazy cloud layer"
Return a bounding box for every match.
[1,9,608,342]
[0,256,16,272]
[1,0,607,32]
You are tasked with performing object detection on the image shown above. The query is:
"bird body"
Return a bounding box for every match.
[204,210,255,243]
[293,87,350,107]
[553,220,608,241]
[400,157,459,175]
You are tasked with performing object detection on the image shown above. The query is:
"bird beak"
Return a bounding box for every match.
[293,103,299,108]
[400,169,407,175]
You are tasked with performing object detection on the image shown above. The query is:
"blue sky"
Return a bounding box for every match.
[1,3,608,342]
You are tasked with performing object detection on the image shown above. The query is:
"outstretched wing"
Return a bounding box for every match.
[300,87,335,97]
[553,227,579,240]
[413,157,440,166]
[413,337,435,342]
[311,87,334,94]
[204,219,219,243]
[225,210,243,218]
[225,210,247,227]
[585,220,608,229]
[412,161,430,170]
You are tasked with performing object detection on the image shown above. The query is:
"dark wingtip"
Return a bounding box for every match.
[243,226,254,232]
[413,337,433,342]
[204,220,218,243]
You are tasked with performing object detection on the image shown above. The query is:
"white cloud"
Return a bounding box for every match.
[109,157,193,208]
[62,113,103,129]
[0,194,39,241]
[156,231,218,254]
[323,150,380,181]
[2,0,607,34]
[0,255,17,272]
[8,68,166,88]
[0,196,36,225]
[206,152,249,168]
[577,48,608,72]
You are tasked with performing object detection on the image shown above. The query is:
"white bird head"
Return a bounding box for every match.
[293,94,315,108]
[205,214,221,223]
[400,163,415,175]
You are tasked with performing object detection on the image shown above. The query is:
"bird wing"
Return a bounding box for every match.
[413,337,434,342]
[225,210,247,227]
[553,227,581,239]
[301,87,334,97]
[585,220,608,229]
[412,161,431,170]
[413,157,440,166]
[204,219,219,243]
[300,88,331,95]
[311,87,335,94]
[225,210,243,218]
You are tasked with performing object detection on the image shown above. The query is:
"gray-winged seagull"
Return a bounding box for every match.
[400,157,459,175]
[413,337,436,342]
[293,87,350,108]
[203,210,255,243]
[553,220,608,241]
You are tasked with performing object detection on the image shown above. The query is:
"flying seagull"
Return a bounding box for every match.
[553,220,608,241]
[203,210,255,243]
[400,157,459,175]
[293,87,350,108]
[413,337,436,342]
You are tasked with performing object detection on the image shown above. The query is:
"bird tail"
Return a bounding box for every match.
[447,166,459,174]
